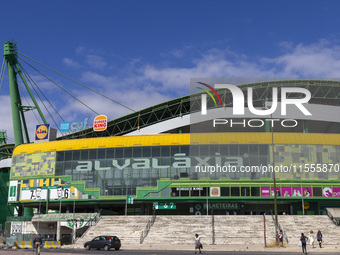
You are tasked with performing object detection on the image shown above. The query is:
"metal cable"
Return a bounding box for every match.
[17,55,99,115]
[18,83,40,124]
[0,57,6,94]
[17,51,136,112]
[18,61,61,131]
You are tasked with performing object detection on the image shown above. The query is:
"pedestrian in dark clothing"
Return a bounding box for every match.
[33,234,43,255]
[194,234,201,254]
[300,233,308,254]
[316,230,323,248]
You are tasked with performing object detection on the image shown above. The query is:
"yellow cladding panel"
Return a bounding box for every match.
[12,133,340,155]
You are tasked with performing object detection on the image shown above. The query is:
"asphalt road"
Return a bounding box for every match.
[0,249,339,255]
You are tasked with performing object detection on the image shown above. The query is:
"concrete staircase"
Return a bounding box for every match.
[277,215,340,245]
[69,215,339,249]
[143,215,213,245]
[214,215,276,245]
[72,216,151,248]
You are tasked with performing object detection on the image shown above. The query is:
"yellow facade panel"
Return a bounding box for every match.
[12,133,340,155]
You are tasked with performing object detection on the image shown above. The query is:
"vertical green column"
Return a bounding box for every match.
[4,42,23,146]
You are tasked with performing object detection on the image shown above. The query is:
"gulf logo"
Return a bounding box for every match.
[35,124,49,140]
[93,115,107,131]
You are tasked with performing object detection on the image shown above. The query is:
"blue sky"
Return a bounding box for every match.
[1,0,340,141]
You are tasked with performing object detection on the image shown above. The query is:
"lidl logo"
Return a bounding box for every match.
[35,124,49,140]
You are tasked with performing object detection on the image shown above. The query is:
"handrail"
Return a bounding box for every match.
[269,210,289,244]
[140,211,156,244]
[211,214,215,245]
[326,208,340,226]
[74,209,102,243]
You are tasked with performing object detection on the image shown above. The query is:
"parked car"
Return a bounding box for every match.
[84,236,121,251]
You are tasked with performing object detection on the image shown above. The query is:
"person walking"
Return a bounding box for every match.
[33,234,43,255]
[300,233,308,254]
[308,230,315,248]
[316,230,323,248]
[194,234,201,254]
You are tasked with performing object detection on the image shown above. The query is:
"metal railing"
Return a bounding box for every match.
[326,209,340,226]
[270,210,289,244]
[211,215,215,245]
[74,210,102,243]
[140,211,156,244]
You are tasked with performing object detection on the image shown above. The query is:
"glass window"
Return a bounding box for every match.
[142,147,151,157]
[241,187,250,196]
[210,145,219,155]
[97,149,106,159]
[161,146,170,157]
[115,148,123,159]
[231,187,240,196]
[171,188,179,197]
[201,187,209,196]
[181,188,189,197]
[124,148,132,158]
[152,146,161,157]
[189,145,199,157]
[133,147,142,158]
[106,148,114,159]
[57,151,65,161]
[80,150,88,160]
[191,187,200,197]
[160,187,169,197]
[200,145,209,156]
[221,187,230,196]
[313,187,322,197]
[171,146,180,155]
[65,151,73,161]
[89,149,97,160]
[251,187,261,196]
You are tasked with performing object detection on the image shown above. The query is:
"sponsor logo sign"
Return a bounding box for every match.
[93,115,107,131]
[210,187,220,197]
[35,124,49,140]
[60,118,89,132]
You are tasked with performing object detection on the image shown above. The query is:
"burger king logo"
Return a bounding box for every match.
[93,115,107,131]
[210,187,220,197]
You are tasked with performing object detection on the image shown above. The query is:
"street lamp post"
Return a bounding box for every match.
[125,172,130,216]
[265,103,278,243]
[270,112,278,244]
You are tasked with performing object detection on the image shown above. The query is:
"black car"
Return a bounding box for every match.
[84,236,121,251]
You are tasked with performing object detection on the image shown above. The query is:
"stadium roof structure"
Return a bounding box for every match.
[58,79,340,139]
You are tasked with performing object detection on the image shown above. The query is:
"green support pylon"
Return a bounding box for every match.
[4,42,24,146]
[0,131,6,145]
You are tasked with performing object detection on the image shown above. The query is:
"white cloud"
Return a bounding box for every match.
[63,58,80,68]
[86,55,107,69]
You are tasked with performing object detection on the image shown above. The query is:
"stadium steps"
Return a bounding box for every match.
[142,215,213,245]
[69,215,339,249]
[277,215,340,245]
[72,216,151,248]
[213,215,276,245]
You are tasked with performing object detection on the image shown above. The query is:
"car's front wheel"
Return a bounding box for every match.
[85,245,90,250]
[104,245,110,251]
[115,247,120,250]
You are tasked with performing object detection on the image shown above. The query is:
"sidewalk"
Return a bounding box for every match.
[119,243,339,253]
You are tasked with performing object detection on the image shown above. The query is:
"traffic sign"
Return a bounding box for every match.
[153,202,176,209]
[127,195,134,204]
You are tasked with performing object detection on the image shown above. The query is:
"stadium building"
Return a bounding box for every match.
[5,79,340,222]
